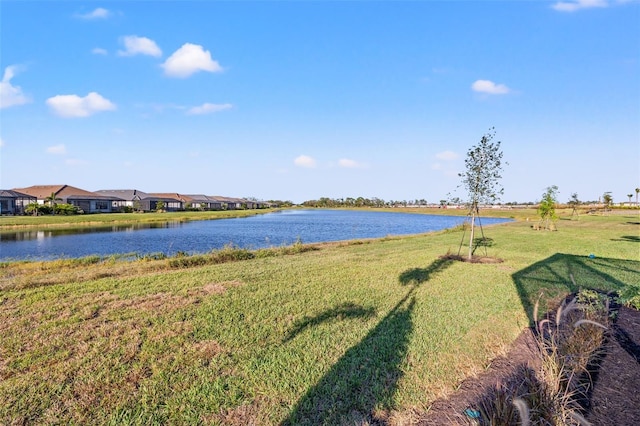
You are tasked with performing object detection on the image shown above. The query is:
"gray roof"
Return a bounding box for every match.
[95,189,154,201]
[0,190,36,199]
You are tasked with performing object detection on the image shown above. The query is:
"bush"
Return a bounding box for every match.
[54,203,82,215]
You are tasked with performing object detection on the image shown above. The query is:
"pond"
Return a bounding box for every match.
[0,209,512,261]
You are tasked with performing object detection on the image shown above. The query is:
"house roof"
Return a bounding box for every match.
[96,189,152,201]
[181,194,222,203]
[0,190,36,199]
[148,193,184,202]
[12,185,118,201]
[209,195,244,203]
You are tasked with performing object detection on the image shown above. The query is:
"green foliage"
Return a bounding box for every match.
[53,203,82,215]
[155,200,165,212]
[537,186,559,230]
[24,202,49,216]
[618,286,640,310]
[459,127,506,206]
[602,191,613,208]
[457,127,506,259]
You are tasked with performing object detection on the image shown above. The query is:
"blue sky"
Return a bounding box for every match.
[1,1,638,204]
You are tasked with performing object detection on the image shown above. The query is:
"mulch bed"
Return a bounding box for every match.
[417,305,640,425]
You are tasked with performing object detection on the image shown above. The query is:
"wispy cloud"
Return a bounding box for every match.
[471,79,511,95]
[0,65,31,109]
[46,144,66,155]
[552,0,609,12]
[118,36,162,57]
[46,92,116,118]
[162,43,223,78]
[75,7,112,20]
[186,103,233,115]
[294,155,316,168]
[338,158,366,169]
[435,150,459,161]
[92,47,108,55]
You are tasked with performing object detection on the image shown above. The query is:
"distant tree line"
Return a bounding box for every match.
[301,197,431,208]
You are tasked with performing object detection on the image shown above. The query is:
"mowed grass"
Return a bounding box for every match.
[0,212,638,425]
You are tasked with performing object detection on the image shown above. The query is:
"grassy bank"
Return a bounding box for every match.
[0,209,272,229]
[1,213,638,424]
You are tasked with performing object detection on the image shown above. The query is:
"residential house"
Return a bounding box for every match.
[12,185,119,213]
[95,189,182,212]
[0,190,37,215]
[180,194,223,210]
[209,196,243,210]
[146,193,184,211]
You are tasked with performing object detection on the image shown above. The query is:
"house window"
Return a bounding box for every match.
[95,201,109,210]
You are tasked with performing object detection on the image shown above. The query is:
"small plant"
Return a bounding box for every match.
[476,287,611,425]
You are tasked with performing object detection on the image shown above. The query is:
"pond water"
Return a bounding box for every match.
[0,209,511,261]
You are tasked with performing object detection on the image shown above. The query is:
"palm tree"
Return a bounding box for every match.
[44,192,62,215]
[636,188,640,206]
[628,194,634,205]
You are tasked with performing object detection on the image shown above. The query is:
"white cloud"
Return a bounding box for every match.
[435,150,459,161]
[75,7,112,19]
[46,92,116,118]
[471,79,511,95]
[294,155,316,168]
[338,158,365,169]
[186,103,233,115]
[46,144,66,155]
[162,43,223,78]
[0,65,31,109]
[92,47,108,55]
[118,35,162,57]
[552,0,608,12]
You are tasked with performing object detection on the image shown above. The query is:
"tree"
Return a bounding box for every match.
[628,194,634,204]
[568,192,580,220]
[537,186,559,230]
[44,192,62,215]
[155,200,165,212]
[25,202,43,216]
[457,127,506,260]
[602,192,613,210]
[636,188,639,206]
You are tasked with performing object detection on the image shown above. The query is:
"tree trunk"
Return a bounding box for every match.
[468,212,476,260]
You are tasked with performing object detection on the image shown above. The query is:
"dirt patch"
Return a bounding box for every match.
[417,305,640,425]
[190,280,243,297]
[441,254,504,264]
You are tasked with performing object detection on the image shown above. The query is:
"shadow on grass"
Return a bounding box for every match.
[283,302,376,343]
[611,235,640,243]
[282,258,453,425]
[399,256,454,285]
[512,253,640,325]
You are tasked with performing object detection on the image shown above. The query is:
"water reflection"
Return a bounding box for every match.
[0,221,183,242]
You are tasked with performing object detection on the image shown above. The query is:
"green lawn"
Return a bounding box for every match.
[1,213,638,425]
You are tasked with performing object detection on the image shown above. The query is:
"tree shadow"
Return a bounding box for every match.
[399,256,454,285]
[512,253,640,326]
[281,294,415,425]
[283,302,376,343]
[283,258,453,425]
[472,237,494,255]
[611,235,640,243]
